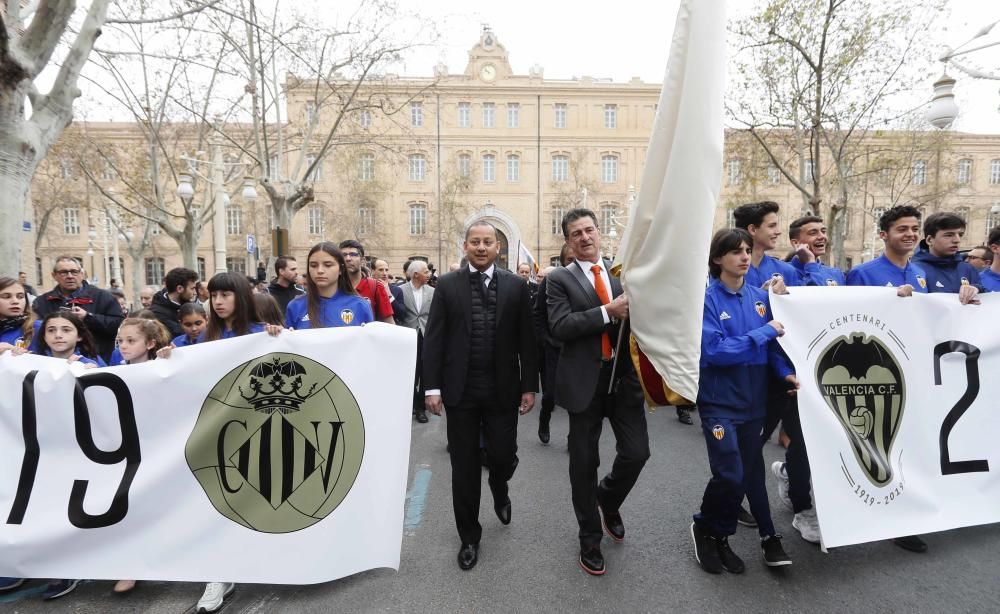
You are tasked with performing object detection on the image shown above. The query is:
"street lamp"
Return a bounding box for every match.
[927,20,1000,128]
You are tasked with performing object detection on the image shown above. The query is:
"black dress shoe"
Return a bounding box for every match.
[494,497,512,525]
[538,411,551,444]
[457,543,479,570]
[579,546,605,575]
[597,497,625,542]
[415,409,429,423]
[676,406,694,425]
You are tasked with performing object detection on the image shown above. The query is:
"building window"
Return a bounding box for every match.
[600,203,616,231]
[554,103,566,128]
[551,206,566,235]
[726,208,736,229]
[409,203,427,235]
[226,203,242,235]
[359,153,375,181]
[805,159,815,182]
[482,102,495,128]
[358,109,372,129]
[408,154,426,181]
[726,158,741,185]
[601,155,618,183]
[604,104,617,129]
[100,159,115,181]
[873,207,886,227]
[305,101,317,124]
[552,154,569,182]
[482,154,496,183]
[458,102,471,128]
[458,153,472,178]
[304,154,323,181]
[63,207,80,234]
[197,257,206,281]
[145,257,165,286]
[955,207,970,223]
[991,159,1000,185]
[767,165,781,185]
[506,154,520,182]
[410,102,423,127]
[507,103,520,128]
[987,203,1000,230]
[307,205,324,235]
[957,159,972,185]
[912,160,927,186]
[59,158,74,179]
[226,257,246,275]
[150,223,161,235]
[358,206,374,235]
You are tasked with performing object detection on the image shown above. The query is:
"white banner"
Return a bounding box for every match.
[773,288,1000,548]
[0,324,416,584]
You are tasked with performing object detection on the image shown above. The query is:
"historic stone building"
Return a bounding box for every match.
[24,29,1000,299]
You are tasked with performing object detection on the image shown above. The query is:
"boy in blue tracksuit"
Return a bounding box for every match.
[982,227,1000,291]
[691,228,799,575]
[788,215,847,287]
[846,206,929,293]
[911,212,986,296]
[733,201,805,289]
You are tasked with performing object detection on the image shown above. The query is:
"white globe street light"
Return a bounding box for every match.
[926,73,959,129]
[177,173,195,201]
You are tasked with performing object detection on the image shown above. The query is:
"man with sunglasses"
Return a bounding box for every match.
[32,256,124,362]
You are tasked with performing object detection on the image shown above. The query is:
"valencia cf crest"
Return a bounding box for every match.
[960,277,969,287]
[754,301,766,318]
[826,278,838,286]
[815,333,905,487]
[340,309,355,325]
[712,425,725,440]
[916,275,927,289]
[186,354,365,533]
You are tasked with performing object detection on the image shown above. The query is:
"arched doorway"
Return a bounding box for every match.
[495,228,509,271]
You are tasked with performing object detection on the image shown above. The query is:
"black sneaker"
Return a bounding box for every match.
[690,522,723,574]
[737,504,757,528]
[676,406,694,425]
[716,536,745,574]
[761,535,792,567]
[892,535,928,553]
[42,579,81,601]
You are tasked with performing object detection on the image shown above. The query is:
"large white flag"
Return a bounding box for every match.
[0,324,415,583]
[612,0,727,404]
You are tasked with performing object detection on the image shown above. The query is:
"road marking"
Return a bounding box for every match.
[404,467,432,532]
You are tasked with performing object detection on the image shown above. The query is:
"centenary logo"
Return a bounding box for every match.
[186,353,365,533]
[815,333,905,487]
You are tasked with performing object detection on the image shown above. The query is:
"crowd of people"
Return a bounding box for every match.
[0,201,997,607]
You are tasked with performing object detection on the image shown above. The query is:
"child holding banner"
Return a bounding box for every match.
[33,312,105,367]
[282,242,373,330]
[690,228,799,575]
[171,302,207,348]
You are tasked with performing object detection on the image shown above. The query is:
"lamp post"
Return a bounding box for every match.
[927,21,1000,129]
[86,229,96,284]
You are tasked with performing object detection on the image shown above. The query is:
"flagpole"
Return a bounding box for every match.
[607,319,627,394]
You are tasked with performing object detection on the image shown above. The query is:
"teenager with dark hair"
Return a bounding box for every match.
[283,243,373,329]
[200,273,264,342]
[787,216,846,286]
[846,205,928,291]
[172,302,207,347]
[911,212,984,299]
[0,277,34,349]
[691,228,798,575]
[149,267,198,337]
[982,227,1000,291]
[732,201,803,288]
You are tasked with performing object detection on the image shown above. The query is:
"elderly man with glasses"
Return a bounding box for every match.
[964,245,992,273]
[32,255,125,362]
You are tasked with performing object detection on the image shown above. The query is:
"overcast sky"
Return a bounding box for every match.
[393,0,1000,133]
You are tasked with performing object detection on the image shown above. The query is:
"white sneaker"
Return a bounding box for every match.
[792,508,822,544]
[197,582,235,613]
[771,461,793,511]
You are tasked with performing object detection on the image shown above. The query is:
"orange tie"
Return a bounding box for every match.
[591,265,613,360]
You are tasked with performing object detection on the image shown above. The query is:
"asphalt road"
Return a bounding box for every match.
[3,403,999,614]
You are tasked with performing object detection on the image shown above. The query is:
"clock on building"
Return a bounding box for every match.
[480,64,497,82]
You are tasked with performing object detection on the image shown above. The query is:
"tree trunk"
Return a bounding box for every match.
[0,84,43,274]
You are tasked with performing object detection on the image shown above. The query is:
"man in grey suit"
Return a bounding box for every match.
[546,208,650,576]
[400,260,435,423]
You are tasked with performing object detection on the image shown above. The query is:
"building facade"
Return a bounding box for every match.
[23,30,1000,299]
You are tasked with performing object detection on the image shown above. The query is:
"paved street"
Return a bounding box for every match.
[3,403,999,613]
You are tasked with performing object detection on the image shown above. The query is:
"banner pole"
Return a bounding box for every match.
[607,319,627,394]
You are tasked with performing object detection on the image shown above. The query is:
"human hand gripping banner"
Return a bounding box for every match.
[0,324,416,583]
[772,288,1000,548]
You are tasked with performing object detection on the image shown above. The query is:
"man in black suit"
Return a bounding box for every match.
[546,208,650,576]
[423,221,539,571]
